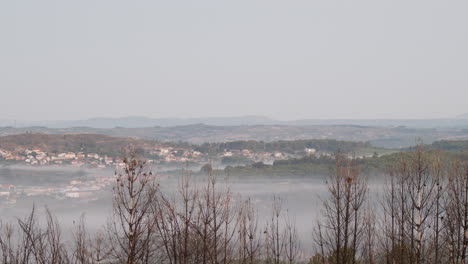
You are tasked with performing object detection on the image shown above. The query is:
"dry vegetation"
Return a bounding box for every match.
[0,134,153,155]
[0,147,467,264]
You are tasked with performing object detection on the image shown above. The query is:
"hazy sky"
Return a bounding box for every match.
[1,0,467,121]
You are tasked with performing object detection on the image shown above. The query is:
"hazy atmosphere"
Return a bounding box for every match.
[1,1,468,264]
[1,0,468,121]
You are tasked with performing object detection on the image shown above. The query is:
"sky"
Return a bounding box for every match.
[1,0,467,121]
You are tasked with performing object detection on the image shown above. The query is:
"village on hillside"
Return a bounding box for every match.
[0,145,314,206]
[0,145,308,168]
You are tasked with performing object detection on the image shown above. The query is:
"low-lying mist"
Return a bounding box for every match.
[0,165,384,250]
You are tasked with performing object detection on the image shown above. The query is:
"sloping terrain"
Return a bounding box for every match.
[0,133,157,156]
[1,124,467,148]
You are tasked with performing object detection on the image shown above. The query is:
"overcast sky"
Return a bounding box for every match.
[1,0,467,121]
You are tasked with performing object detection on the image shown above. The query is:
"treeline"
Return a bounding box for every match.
[1,148,468,263]
[221,153,397,177]
[195,139,372,155]
[312,148,468,264]
[0,133,197,158]
[424,140,468,152]
[0,133,153,157]
[0,134,374,159]
[221,149,467,177]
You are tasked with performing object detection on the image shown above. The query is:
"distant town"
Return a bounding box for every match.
[0,176,114,206]
[3,133,463,208]
[0,145,308,168]
[0,143,314,206]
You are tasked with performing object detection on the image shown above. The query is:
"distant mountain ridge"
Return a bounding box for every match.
[286,118,468,128]
[2,115,468,129]
[0,123,467,148]
[0,116,277,129]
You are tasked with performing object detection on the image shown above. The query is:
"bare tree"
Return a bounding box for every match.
[283,214,300,264]
[318,153,367,264]
[430,156,446,264]
[444,160,468,264]
[404,147,436,264]
[154,169,238,264]
[178,174,199,264]
[71,215,91,264]
[0,220,20,264]
[71,215,112,264]
[108,153,159,264]
[381,169,398,264]
[266,196,286,264]
[237,198,261,264]
[380,146,453,264]
[312,221,327,264]
[350,167,367,264]
[361,205,376,264]
[13,207,70,264]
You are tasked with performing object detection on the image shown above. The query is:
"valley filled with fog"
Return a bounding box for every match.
[0,165,385,249]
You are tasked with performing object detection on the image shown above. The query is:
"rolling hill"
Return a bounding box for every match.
[0,124,467,148]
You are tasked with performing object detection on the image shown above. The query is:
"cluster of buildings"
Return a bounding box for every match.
[0,148,125,168]
[221,148,295,164]
[0,146,309,168]
[0,145,322,208]
[147,147,204,163]
[0,176,116,206]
